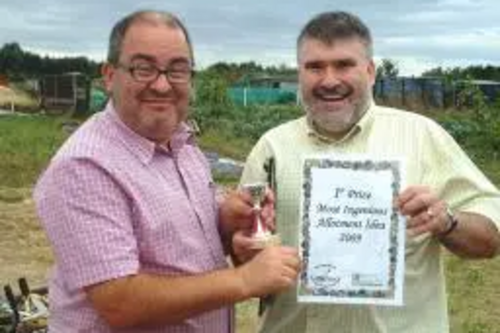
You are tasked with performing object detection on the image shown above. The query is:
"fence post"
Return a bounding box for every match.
[452,83,457,108]
[421,79,426,109]
[381,78,385,101]
[401,79,406,107]
[441,80,445,109]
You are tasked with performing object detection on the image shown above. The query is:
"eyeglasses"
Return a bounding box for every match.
[116,62,194,84]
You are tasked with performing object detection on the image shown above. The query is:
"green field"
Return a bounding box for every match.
[1,110,499,333]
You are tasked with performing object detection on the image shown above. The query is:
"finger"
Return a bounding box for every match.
[261,209,276,231]
[408,221,433,237]
[233,230,257,246]
[281,266,300,281]
[407,212,443,237]
[406,208,433,229]
[286,256,302,272]
[407,202,446,236]
[260,207,275,221]
[263,187,275,205]
[261,190,275,210]
[233,232,260,258]
[226,191,254,216]
[399,192,437,217]
[278,246,299,257]
[425,203,449,235]
[233,188,255,208]
[397,185,429,206]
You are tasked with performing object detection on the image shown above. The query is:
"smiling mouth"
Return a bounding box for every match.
[318,94,348,102]
[141,99,176,107]
[140,100,176,113]
[142,98,173,102]
[314,86,353,102]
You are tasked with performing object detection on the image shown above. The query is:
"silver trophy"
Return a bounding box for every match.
[242,182,280,249]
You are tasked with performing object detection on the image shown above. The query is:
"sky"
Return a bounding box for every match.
[1,0,500,76]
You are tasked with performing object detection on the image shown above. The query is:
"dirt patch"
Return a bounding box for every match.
[0,86,39,112]
[0,189,53,290]
[0,185,234,290]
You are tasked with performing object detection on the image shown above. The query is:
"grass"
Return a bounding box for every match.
[0,187,30,203]
[198,127,254,161]
[446,254,500,333]
[1,109,500,332]
[236,300,259,333]
[0,114,67,188]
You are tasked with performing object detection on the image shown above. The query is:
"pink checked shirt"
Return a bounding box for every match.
[35,103,232,332]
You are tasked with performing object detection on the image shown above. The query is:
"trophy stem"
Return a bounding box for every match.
[241,182,280,248]
[254,215,267,236]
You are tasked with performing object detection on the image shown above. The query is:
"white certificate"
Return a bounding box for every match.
[297,154,406,306]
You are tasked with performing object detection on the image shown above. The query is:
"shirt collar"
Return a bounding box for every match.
[104,101,196,164]
[306,100,375,144]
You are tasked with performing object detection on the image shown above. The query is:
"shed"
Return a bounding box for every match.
[40,72,90,114]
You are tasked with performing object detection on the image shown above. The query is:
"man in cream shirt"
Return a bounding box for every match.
[234,11,500,333]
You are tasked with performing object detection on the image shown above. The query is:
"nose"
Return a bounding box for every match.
[149,72,173,92]
[320,67,340,87]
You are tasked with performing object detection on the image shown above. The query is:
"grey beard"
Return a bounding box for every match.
[303,95,372,138]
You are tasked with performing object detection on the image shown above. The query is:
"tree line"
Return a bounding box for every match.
[422,65,500,81]
[0,42,101,80]
[2,42,500,83]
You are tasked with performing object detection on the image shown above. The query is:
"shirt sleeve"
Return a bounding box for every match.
[421,120,500,229]
[35,157,140,291]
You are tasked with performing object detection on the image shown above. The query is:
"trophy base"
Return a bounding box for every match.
[250,233,281,249]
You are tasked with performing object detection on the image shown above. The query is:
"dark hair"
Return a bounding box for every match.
[297,11,373,58]
[107,10,194,65]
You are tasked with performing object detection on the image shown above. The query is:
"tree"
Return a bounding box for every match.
[0,42,101,79]
[0,42,24,78]
[376,58,399,79]
[422,65,500,81]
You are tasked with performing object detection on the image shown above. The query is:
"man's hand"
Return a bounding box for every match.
[236,245,301,297]
[396,185,450,237]
[219,187,275,247]
[85,245,299,330]
[232,230,261,264]
[396,185,500,258]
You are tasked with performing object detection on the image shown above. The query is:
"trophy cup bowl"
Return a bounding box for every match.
[241,182,280,249]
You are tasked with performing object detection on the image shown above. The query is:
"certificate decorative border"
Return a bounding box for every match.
[299,158,401,299]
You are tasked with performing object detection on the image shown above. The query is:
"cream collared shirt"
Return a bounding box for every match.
[240,103,500,333]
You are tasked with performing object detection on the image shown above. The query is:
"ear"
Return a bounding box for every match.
[367,59,376,86]
[101,62,115,94]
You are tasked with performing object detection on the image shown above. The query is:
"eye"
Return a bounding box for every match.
[170,63,191,72]
[132,63,157,77]
[304,62,325,74]
[170,67,191,77]
[335,59,356,70]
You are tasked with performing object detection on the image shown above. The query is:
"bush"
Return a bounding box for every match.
[194,104,302,142]
[193,72,232,108]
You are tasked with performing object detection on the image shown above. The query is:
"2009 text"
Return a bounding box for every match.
[339,233,362,243]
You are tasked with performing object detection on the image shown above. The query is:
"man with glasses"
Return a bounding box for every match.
[34,10,300,333]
